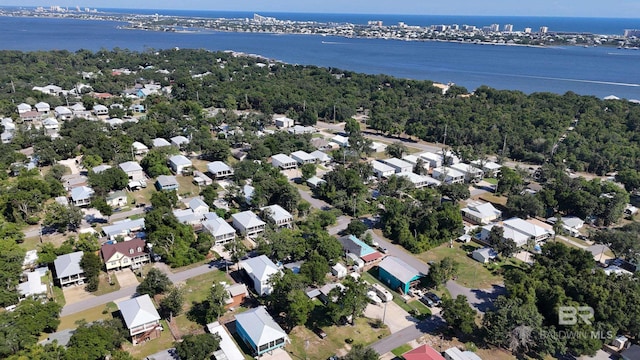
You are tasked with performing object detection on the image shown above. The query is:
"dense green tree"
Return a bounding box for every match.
[79,252,101,292]
[137,268,172,297]
[150,190,178,209]
[328,277,368,325]
[427,257,459,287]
[174,333,220,360]
[206,282,229,323]
[300,162,316,180]
[384,141,408,158]
[65,319,128,360]
[496,167,524,195]
[159,286,185,318]
[342,344,379,360]
[346,219,368,238]
[300,252,329,286]
[200,184,219,207]
[42,203,83,233]
[439,183,470,202]
[88,167,128,194]
[441,295,477,335]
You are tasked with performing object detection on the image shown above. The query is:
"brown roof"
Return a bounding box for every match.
[100,238,147,261]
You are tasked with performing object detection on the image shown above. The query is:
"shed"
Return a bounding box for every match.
[472,247,498,264]
[331,263,348,278]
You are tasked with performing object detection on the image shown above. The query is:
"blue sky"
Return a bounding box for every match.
[3,0,640,18]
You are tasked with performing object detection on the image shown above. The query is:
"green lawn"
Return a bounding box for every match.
[484,178,498,185]
[121,319,176,359]
[57,302,116,331]
[92,271,121,296]
[18,235,42,252]
[176,175,202,198]
[417,242,504,289]
[181,271,232,306]
[392,343,412,357]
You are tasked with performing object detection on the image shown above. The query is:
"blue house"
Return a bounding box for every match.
[155,175,179,191]
[338,234,383,265]
[377,256,423,294]
[234,306,289,356]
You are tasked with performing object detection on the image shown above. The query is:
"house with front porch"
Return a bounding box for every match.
[271,154,298,170]
[232,211,266,238]
[100,238,150,271]
[202,216,236,245]
[234,306,290,356]
[260,204,293,228]
[117,294,162,345]
[240,255,280,296]
[70,186,94,207]
[207,161,234,179]
[119,161,145,182]
[53,251,85,286]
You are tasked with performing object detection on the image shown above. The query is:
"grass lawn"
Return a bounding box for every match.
[392,343,413,357]
[130,184,155,206]
[57,302,116,331]
[418,242,504,289]
[176,175,202,199]
[484,178,499,185]
[181,271,232,306]
[288,317,390,360]
[92,271,121,296]
[18,235,42,252]
[478,193,508,206]
[121,319,175,359]
[52,286,66,307]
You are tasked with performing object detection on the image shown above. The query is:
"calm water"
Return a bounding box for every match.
[1,15,639,99]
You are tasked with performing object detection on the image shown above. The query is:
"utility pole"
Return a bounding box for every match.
[442,124,448,165]
[333,104,336,122]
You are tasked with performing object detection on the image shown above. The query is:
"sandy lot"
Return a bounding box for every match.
[364,302,416,333]
[63,284,96,305]
[259,348,293,360]
[114,270,140,288]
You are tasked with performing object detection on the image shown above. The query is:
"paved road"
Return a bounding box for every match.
[60,261,221,317]
[297,188,332,210]
[446,280,506,314]
[370,315,446,355]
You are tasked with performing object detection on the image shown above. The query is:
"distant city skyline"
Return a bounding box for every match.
[2,0,640,18]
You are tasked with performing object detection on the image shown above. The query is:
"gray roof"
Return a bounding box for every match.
[203,217,236,237]
[378,256,421,284]
[54,251,84,279]
[207,161,232,174]
[189,198,209,212]
[92,164,112,174]
[290,150,315,162]
[169,155,192,167]
[232,211,266,229]
[170,135,189,145]
[70,186,94,201]
[381,157,413,170]
[119,161,142,173]
[39,328,76,347]
[152,138,171,147]
[156,175,178,187]
[234,306,287,347]
[260,204,293,223]
[131,141,148,151]
[310,150,331,162]
[102,218,145,238]
[240,255,279,282]
[117,294,161,330]
[271,153,297,164]
[371,160,395,174]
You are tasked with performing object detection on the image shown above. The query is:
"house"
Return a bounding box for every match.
[472,248,499,264]
[225,283,249,309]
[20,110,41,122]
[54,106,73,120]
[33,85,63,96]
[17,103,32,114]
[381,158,413,173]
[450,163,484,183]
[170,135,189,148]
[92,104,109,116]
[271,154,298,170]
[306,175,326,188]
[331,263,348,278]
[369,141,388,153]
[443,347,483,360]
[70,186,94,206]
[100,238,150,271]
[461,201,502,225]
[310,150,332,164]
[418,152,443,169]
[331,135,349,147]
[92,164,112,174]
[377,256,422,294]
[189,198,209,215]
[70,103,86,113]
[243,185,255,205]
[431,166,465,184]
[546,216,584,236]
[168,155,192,174]
[62,174,88,190]
[397,172,441,188]
[131,141,149,156]
[471,160,502,178]
[35,102,51,114]
[193,171,213,186]
[42,118,60,137]
[402,154,430,172]
[206,322,245,360]
[106,190,128,208]
[173,209,202,226]
[119,161,145,182]
[437,150,461,165]
[103,218,145,241]
[53,251,85,286]
[260,204,293,228]
[156,175,179,191]
[131,104,146,113]
[274,116,294,128]
[18,268,48,300]
[202,217,236,245]
[290,150,316,165]
[479,218,554,247]
[207,161,234,179]
[239,255,280,295]
[117,295,162,345]
[152,138,172,148]
[234,306,290,356]
[403,344,446,360]
[372,160,396,178]
[338,235,383,266]
[105,118,124,128]
[287,125,316,134]
[232,211,266,238]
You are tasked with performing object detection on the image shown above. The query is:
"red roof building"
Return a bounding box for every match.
[403,344,445,360]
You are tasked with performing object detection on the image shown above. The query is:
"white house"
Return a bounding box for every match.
[437,149,460,165]
[152,138,171,148]
[274,116,294,128]
[102,218,145,241]
[53,251,85,286]
[444,347,483,360]
[42,118,60,138]
[18,268,48,300]
[17,103,32,114]
[131,141,149,156]
[54,106,73,120]
[206,321,245,360]
[207,161,234,179]
[117,295,162,345]
[92,104,109,116]
[431,166,465,184]
[202,217,236,245]
[70,186,94,206]
[271,154,298,170]
[239,255,280,296]
[369,141,387,153]
[170,135,190,148]
[471,160,502,178]
[232,211,266,238]
[260,204,293,228]
[290,150,316,165]
[331,135,350,147]
[381,158,414,173]
[106,191,128,208]
[234,306,290,355]
[35,102,51,114]
[119,161,145,182]
[480,217,554,247]
[193,171,213,186]
[92,164,112,174]
[546,216,585,236]
[310,150,332,164]
[372,160,395,178]
[472,248,498,264]
[402,154,430,172]
[331,263,348,278]
[168,155,192,174]
[417,152,443,169]
[397,172,441,188]
[189,198,210,215]
[461,201,502,225]
[451,163,484,183]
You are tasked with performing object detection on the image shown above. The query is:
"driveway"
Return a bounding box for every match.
[260,348,292,360]
[445,280,506,314]
[63,284,96,305]
[364,302,415,333]
[114,270,139,288]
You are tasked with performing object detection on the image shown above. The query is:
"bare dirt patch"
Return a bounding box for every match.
[113,269,140,288]
[62,284,96,305]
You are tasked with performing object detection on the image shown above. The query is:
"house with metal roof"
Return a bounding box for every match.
[102,218,146,241]
[35,102,51,114]
[271,154,298,170]
[232,211,266,238]
[106,190,128,208]
[239,255,280,296]
[207,161,234,179]
[290,150,316,165]
[443,347,483,360]
[202,217,236,245]
[193,171,213,186]
[53,251,85,286]
[91,164,112,174]
[119,161,145,182]
[54,106,73,120]
[461,201,502,225]
[131,141,149,156]
[472,247,499,264]
[168,155,192,174]
[431,166,466,184]
[451,163,484,183]
[397,172,441,188]
[417,152,443,169]
[377,256,423,294]
[155,175,179,191]
[381,158,413,173]
[306,175,327,188]
[372,160,395,178]
[152,138,171,148]
[18,268,48,300]
[331,135,349,147]
[206,322,245,360]
[310,150,332,164]
[170,135,189,148]
[338,235,383,266]
[17,103,32,114]
[92,104,109,116]
[117,294,162,345]
[70,186,94,207]
[471,160,502,178]
[274,116,294,128]
[260,204,293,228]
[234,306,289,356]
[100,238,150,271]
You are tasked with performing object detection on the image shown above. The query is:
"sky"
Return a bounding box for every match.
[2,0,640,18]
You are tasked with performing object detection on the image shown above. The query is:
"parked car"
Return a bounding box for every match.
[419,295,435,307]
[425,292,442,306]
[314,327,327,339]
[380,247,389,254]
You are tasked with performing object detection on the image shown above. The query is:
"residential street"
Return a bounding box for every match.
[370,315,446,355]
